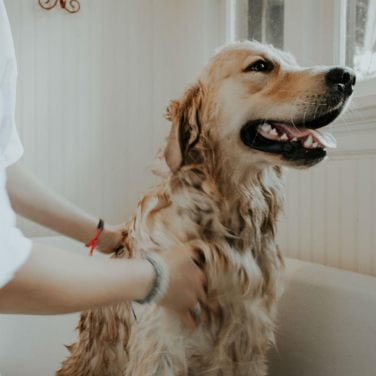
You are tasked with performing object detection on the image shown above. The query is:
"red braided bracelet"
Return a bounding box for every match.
[85,219,104,256]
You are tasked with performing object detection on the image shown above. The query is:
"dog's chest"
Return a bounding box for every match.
[128,186,283,305]
[123,179,284,374]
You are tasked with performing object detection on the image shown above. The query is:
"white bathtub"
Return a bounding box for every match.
[1,236,375,375]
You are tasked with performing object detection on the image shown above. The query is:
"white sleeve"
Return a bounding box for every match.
[0,1,31,288]
[0,0,24,168]
[0,170,32,289]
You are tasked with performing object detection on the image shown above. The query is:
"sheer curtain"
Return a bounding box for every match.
[227,0,284,48]
[347,0,376,78]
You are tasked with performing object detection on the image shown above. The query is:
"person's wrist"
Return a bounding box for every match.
[96,224,122,253]
[134,253,170,304]
[133,259,155,301]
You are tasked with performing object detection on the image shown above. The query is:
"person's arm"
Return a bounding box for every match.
[0,241,206,324]
[0,242,154,314]
[6,164,121,253]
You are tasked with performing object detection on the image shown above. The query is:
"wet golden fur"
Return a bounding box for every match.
[57,41,343,375]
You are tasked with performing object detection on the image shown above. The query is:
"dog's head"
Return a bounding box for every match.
[164,41,355,173]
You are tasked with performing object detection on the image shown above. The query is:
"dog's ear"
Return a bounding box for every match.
[164,82,204,173]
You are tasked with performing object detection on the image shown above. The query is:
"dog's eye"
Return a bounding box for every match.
[243,59,274,73]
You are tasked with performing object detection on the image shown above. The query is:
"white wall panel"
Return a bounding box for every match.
[4,0,226,237]
[277,107,376,277]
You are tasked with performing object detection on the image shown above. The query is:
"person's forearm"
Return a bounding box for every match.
[6,164,119,248]
[0,242,154,314]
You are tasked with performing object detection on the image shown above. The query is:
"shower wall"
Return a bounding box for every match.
[5,0,226,236]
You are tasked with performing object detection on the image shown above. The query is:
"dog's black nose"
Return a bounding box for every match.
[325,67,356,96]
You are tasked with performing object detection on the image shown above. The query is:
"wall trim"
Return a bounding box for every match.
[328,149,376,160]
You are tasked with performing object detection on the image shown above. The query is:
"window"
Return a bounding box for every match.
[346,0,376,79]
[247,0,284,49]
[229,0,376,88]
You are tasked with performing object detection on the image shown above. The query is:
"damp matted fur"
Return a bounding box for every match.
[57,41,350,375]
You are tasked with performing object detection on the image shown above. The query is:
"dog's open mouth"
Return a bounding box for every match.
[240,109,341,165]
[256,122,336,149]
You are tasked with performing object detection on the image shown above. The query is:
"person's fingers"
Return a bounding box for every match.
[181,311,197,330]
[200,270,208,293]
[190,248,208,297]
[189,302,202,327]
[158,241,209,315]
[96,224,124,254]
[197,284,206,303]
[191,264,207,298]
[198,300,209,325]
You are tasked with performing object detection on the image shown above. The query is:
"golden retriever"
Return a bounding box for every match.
[57,41,355,376]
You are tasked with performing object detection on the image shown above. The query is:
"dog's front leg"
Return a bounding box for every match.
[57,304,133,376]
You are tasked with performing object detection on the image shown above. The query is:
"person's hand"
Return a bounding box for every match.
[158,243,207,329]
[96,224,124,254]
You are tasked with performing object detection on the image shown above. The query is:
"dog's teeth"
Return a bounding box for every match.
[312,142,318,148]
[291,137,298,142]
[270,128,278,136]
[280,133,288,141]
[262,124,272,133]
[304,135,313,148]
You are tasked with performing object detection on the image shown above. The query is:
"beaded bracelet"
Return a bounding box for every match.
[135,253,169,304]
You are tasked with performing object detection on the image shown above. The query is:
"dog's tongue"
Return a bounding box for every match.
[273,123,337,149]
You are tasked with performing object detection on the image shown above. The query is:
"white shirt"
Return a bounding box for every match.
[0,0,31,288]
